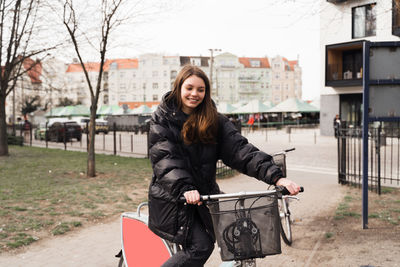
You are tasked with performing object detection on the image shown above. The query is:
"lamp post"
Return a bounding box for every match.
[209,49,221,103]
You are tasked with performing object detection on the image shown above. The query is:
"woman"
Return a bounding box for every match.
[148,65,300,266]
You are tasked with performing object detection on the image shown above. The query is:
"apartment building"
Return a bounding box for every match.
[6,51,301,121]
[320,0,400,135]
[236,56,271,104]
[270,56,302,105]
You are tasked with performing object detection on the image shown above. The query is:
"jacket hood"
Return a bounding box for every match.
[152,91,188,128]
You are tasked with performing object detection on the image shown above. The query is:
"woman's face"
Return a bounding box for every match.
[180,75,206,114]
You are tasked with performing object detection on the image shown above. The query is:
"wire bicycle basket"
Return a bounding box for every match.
[207,193,281,261]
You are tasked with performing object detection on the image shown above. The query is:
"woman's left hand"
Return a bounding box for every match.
[276,178,301,195]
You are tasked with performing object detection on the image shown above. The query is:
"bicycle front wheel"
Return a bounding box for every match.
[279,198,292,246]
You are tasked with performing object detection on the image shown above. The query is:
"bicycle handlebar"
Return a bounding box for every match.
[284,147,296,153]
[179,186,304,203]
[273,147,295,156]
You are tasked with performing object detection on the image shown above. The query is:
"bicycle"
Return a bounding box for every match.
[272,147,298,246]
[116,148,302,267]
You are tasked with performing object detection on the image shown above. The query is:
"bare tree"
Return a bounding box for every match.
[0,0,58,156]
[62,0,126,177]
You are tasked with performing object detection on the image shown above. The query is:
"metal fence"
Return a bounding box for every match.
[337,124,400,194]
[10,123,234,178]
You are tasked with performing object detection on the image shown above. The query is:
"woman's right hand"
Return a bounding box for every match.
[183,190,202,205]
[276,178,301,195]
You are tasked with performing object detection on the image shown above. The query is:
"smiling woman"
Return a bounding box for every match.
[180,75,206,115]
[147,64,300,266]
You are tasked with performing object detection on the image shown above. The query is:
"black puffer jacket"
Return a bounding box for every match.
[148,92,283,245]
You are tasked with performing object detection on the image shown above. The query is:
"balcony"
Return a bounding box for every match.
[238,76,260,82]
[325,41,363,87]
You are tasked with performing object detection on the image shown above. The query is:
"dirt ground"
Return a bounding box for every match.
[265,186,400,267]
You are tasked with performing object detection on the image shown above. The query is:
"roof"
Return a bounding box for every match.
[66,59,138,73]
[238,57,270,68]
[180,56,210,67]
[282,58,298,71]
[23,58,42,84]
[66,62,100,73]
[104,58,138,71]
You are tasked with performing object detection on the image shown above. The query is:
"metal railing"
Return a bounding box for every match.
[15,123,235,179]
[337,124,400,194]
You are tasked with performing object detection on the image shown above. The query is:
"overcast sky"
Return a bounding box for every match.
[107,0,321,100]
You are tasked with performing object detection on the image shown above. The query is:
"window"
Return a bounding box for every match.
[152,71,158,77]
[352,3,376,38]
[171,70,177,79]
[394,0,400,36]
[163,70,167,77]
[132,72,136,78]
[153,94,158,101]
[191,58,201,66]
[250,60,260,67]
[120,72,125,78]
[120,84,126,90]
[343,50,362,79]
[152,83,158,89]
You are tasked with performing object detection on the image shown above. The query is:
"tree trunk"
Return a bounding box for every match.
[0,96,9,156]
[87,103,97,177]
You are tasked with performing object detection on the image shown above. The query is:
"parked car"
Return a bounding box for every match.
[47,121,82,142]
[34,123,47,140]
[80,118,109,134]
[95,119,109,134]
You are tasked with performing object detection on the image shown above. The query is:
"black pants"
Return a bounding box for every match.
[161,212,214,267]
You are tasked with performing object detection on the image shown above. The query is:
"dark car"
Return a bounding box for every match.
[47,121,82,142]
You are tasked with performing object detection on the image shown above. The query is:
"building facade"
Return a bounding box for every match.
[6,51,302,121]
[320,0,400,135]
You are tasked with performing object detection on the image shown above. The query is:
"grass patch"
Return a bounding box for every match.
[52,223,71,235]
[334,195,361,220]
[325,232,334,239]
[6,233,37,249]
[0,145,152,252]
[334,186,400,227]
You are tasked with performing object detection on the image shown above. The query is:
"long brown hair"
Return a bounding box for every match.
[167,65,218,145]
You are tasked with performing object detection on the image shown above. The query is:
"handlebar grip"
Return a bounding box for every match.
[284,148,296,153]
[277,186,304,195]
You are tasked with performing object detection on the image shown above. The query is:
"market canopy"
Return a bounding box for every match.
[45,105,90,117]
[262,100,274,109]
[44,106,65,117]
[309,97,320,110]
[216,102,237,114]
[267,98,319,113]
[232,99,271,114]
[150,105,159,113]
[96,105,121,115]
[130,104,153,115]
